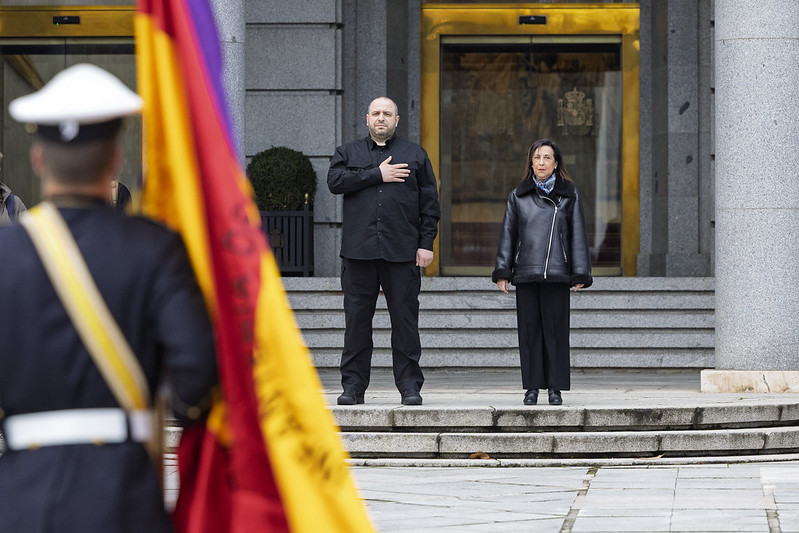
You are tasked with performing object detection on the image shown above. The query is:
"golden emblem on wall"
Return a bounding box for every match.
[557,87,594,136]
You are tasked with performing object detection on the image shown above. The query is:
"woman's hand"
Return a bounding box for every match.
[574,283,585,291]
[497,280,509,294]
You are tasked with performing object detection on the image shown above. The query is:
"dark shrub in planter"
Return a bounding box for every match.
[247,146,316,276]
[247,146,316,211]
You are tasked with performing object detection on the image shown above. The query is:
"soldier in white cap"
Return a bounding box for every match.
[0,64,217,532]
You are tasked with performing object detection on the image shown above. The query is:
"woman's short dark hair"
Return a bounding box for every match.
[522,138,573,183]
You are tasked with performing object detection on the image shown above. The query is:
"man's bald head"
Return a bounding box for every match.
[366,97,400,145]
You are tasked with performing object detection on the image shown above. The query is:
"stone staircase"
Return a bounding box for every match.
[283,276,799,460]
[150,276,799,461]
[330,401,799,460]
[284,276,715,370]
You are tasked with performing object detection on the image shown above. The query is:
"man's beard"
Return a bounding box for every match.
[369,124,396,142]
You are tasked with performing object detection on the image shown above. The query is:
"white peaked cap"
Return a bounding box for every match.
[9,63,142,130]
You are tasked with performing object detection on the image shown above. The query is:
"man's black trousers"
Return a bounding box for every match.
[340,258,424,394]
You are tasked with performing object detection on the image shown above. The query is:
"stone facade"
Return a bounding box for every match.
[637,0,715,277]
[243,0,421,276]
[5,1,795,380]
[244,0,721,278]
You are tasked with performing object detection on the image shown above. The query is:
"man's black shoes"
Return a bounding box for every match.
[337,390,364,405]
[401,389,423,405]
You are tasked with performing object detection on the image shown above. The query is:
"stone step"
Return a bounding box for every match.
[331,404,799,432]
[284,279,715,314]
[288,292,714,312]
[309,348,715,368]
[162,426,798,459]
[330,401,799,459]
[283,276,715,294]
[294,309,715,330]
[302,330,714,350]
[339,426,799,459]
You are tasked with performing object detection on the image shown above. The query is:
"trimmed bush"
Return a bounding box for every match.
[247,146,316,211]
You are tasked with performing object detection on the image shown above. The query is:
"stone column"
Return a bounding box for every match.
[210,0,246,165]
[637,0,713,277]
[702,0,799,392]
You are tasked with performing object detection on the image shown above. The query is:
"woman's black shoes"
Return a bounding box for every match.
[548,389,563,405]
[523,390,538,405]
[524,389,563,405]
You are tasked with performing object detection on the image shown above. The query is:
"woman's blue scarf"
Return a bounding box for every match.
[535,174,556,194]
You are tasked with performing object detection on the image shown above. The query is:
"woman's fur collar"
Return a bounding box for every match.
[516,176,575,198]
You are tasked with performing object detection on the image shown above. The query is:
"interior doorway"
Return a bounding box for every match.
[0,7,137,209]
[440,36,623,275]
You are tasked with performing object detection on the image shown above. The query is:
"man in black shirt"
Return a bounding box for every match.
[328,97,440,405]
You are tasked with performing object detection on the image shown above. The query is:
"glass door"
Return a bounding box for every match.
[439,36,623,275]
[0,7,137,211]
[421,4,640,276]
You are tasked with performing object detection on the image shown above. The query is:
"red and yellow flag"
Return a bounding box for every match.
[134,1,374,531]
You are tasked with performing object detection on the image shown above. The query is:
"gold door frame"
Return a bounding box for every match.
[422,3,640,276]
[0,7,135,93]
[0,6,134,37]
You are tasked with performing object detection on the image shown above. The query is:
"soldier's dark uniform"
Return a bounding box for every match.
[0,65,217,533]
[0,201,217,532]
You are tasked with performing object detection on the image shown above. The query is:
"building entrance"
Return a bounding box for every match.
[440,36,623,275]
[422,4,640,276]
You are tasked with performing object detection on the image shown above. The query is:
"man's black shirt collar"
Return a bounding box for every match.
[369,135,396,149]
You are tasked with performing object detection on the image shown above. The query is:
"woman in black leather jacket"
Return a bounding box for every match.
[492,139,592,406]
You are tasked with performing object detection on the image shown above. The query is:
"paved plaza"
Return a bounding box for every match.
[352,461,799,532]
[165,456,799,531]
